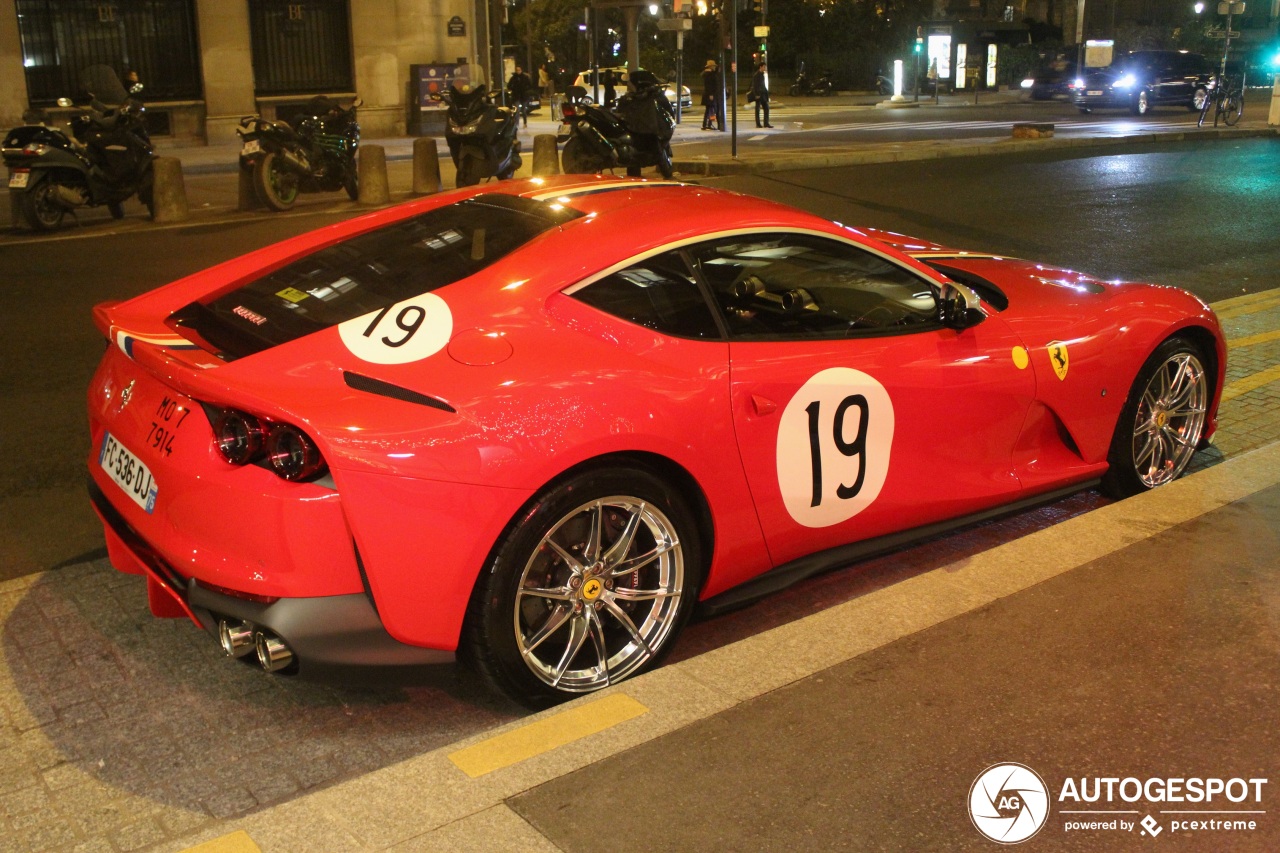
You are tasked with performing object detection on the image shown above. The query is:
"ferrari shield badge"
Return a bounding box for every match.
[1047,342,1069,381]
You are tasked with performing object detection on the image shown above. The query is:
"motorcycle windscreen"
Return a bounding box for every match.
[79,64,128,105]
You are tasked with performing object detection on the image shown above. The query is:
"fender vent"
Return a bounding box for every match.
[342,372,456,413]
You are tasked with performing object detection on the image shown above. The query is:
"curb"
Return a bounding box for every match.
[672,126,1280,177]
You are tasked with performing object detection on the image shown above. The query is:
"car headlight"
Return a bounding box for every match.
[1021,77,1034,89]
[1114,73,1137,89]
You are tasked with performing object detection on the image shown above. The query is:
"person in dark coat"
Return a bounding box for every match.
[750,62,772,127]
[603,69,618,108]
[507,65,532,127]
[701,59,720,130]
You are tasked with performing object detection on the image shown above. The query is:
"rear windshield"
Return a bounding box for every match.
[170,194,580,360]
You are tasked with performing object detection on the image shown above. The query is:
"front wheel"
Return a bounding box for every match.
[657,143,674,180]
[461,466,702,707]
[1101,337,1209,498]
[456,151,484,187]
[253,151,299,211]
[20,180,66,231]
[788,84,800,96]
[1132,89,1151,116]
[1191,86,1208,111]
[343,167,359,201]
[107,201,125,219]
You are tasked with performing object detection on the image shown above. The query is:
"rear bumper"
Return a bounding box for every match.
[89,479,454,671]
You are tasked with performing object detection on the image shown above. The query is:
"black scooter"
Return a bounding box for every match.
[237,95,361,211]
[789,67,834,96]
[434,84,522,187]
[558,72,674,179]
[3,66,154,231]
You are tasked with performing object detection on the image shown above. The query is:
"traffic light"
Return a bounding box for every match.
[914,40,923,54]
[1269,46,1280,72]
[752,0,762,12]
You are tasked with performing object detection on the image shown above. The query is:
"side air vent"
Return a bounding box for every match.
[343,372,457,413]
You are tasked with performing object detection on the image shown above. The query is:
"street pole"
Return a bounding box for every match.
[676,30,684,123]
[731,0,738,156]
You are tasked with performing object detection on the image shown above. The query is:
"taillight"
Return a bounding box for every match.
[266,424,327,481]
[561,104,577,118]
[210,407,327,482]
[214,409,266,464]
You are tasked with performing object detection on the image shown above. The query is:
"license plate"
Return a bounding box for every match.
[99,432,158,514]
[240,139,261,156]
[1087,90,1103,96]
[8,170,29,189]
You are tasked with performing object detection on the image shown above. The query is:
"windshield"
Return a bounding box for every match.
[170,195,581,360]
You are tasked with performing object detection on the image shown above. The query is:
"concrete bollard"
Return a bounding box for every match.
[412,137,443,195]
[532,134,560,177]
[1269,77,1280,127]
[1011,122,1054,139]
[238,167,265,211]
[150,156,189,223]
[357,144,390,205]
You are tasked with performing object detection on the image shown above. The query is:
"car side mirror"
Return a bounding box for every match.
[938,282,987,330]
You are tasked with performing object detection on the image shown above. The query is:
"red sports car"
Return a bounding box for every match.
[87,176,1224,705]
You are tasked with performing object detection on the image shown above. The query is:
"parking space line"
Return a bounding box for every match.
[448,693,648,778]
[1227,328,1280,349]
[1222,364,1280,402]
[1214,289,1280,320]
[179,830,262,853]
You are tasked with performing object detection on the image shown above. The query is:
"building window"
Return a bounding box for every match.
[247,0,354,96]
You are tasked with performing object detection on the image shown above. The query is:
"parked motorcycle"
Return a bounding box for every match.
[3,65,154,231]
[434,84,522,187]
[876,74,894,96]
[237,95,361,211]
[789,67,834,96]
[558,71,675,179]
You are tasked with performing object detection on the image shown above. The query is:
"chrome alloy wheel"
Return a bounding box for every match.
[514,496,684,693]
[1130,351,1207,488]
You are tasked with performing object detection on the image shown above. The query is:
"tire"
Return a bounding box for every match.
[657,144,674,180]
[107,201,125,219]
[21,180,65,231]
[1132,90,1150,116]
[252,152,298,211]
[343,168,359,201]
[626,164,642,177]
[561,136,606,174]
[456,151,484,187]
[1191,86,1208,111]
[460,466,702,707]
[1221,92,1243,127]
[788,84,800,96]
[1100,337,1209,498]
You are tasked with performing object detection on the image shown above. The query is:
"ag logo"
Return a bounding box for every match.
[969,763,1050,844]
[1047,342,1069,381]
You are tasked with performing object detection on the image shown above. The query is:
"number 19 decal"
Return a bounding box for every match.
[338,293,452,365]
[778,368,894,528]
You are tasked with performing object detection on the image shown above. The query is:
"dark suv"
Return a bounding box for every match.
[1073,50,1212,115]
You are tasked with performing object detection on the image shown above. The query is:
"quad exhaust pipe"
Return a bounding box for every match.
[217,618,294,672]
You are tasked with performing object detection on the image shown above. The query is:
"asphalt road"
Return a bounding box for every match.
[1,138,1278,583]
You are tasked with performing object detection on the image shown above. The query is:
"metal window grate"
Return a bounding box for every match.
[16,0,202,105]
[247,0,353,96]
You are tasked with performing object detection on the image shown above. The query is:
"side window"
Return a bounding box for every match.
[689,233,940,340]
[571,250,722,340]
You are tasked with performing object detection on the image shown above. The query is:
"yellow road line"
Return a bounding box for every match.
[1222,364,1280,402]
[180,831,261,853]
[1227,328,1280,350]
[449,693,648,778]
[1215,291,1280,320]
[1211,287,1280,312]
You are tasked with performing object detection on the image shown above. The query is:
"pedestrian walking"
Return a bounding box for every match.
[507,65,532,127]
[750,62,772,127]
[539,63,556,116]
[701,60,720,130]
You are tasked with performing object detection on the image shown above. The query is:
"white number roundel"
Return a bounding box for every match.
[338,293,452,365]
[776,367,894,528]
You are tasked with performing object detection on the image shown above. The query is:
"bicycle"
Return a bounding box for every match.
[1196,73,1244,128]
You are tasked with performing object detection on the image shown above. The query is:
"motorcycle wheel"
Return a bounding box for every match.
[456,152,484,187]
[138,161,156,219]
[561,137,606,175]
[107,201,125,219]
[20,181,65,231]
[657,144,674,180]
[788,84,800,96]
[253,152,299,211]
[343,169,359,201]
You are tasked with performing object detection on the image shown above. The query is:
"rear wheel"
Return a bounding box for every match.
[657,144,674,180]
[343,168,359,201]
[21,180,65,230]
[461,466,702,707]
[1191,86,1208,111]
[561,136,606,174]
[1219,91,1243,126]
[1132,89,1151,116]
[1101,337,1209,498]
[107,201,125,219]
[253,152,299,211]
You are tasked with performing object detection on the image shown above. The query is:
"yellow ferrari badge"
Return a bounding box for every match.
[1047,342,1069,381]
[582,577,603,601]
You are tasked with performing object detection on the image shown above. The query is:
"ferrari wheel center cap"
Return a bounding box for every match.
[1154,409,1169,429]
[581,577,604,601]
